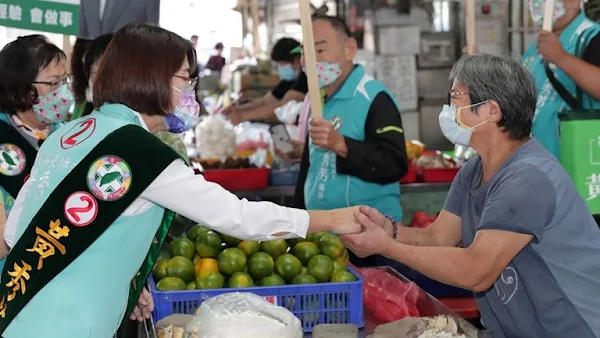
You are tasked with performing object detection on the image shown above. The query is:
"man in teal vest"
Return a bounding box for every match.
[301,15,409,266]
[522,0,600,159]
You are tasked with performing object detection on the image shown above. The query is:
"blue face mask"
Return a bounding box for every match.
[165,87,200,133]
[277,64,298,81]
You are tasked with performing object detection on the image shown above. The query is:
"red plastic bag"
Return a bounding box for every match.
[358,267,420,322]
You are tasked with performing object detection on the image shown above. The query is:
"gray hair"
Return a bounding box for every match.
[449,53,537,140]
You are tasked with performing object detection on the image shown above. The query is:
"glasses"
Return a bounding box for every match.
[33,75,72,89]
[447,91,468,105]
[173,75,198,88]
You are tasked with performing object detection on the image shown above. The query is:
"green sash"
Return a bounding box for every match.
[0,125,180,334]
[0,121,37,199]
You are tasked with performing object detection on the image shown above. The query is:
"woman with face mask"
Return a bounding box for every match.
[0,35,74,270]
[342,54,600,337]
[521,0,600,159]
[71,33,115,120]
[0,23,361,338]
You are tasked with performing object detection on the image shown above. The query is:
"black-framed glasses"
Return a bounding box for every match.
[33,75,72,88]
[173,75,198,88]
[447,91,469,105]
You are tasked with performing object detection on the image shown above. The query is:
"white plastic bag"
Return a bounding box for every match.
[186,292,302,338]
[274,100,303,124]
[195,115,236,159]
[234,122,271,151]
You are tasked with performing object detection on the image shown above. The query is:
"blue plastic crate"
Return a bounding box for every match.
[269,169,299,186]
[148,266,364,333]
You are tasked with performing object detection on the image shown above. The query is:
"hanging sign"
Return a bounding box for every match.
[0,0,79,35]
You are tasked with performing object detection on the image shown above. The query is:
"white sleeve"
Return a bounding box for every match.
[4,186,27,248]
[141,160,310,241]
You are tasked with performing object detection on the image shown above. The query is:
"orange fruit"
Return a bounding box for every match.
[307,255,334,282]
[218,247,247,276]
[318,234,345,261]
[291,241,320,266]
[166,256,195,283]
[196,271,225,289]
[227,272,255,288]
[169,237,196,260]
[248,252,274,280]
[261,239,288,259]
[274,254,302,282]
[195,231,223,258]
[195,258,219,277]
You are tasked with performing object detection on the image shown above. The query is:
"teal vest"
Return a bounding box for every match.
[3,104,175,338]
[522,12,600,159]
[304,65,403,220]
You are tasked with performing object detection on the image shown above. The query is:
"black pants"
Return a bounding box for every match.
[594,214,600,227]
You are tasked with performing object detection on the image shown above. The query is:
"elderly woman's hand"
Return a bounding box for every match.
[340,210,395,258]
[357,206,395,237]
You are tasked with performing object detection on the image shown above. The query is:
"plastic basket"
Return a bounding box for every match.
[422,168,459,183]
[400,165,418,184]
[148,266,364,333]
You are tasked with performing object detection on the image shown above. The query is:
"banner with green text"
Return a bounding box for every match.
[0,0,79,35]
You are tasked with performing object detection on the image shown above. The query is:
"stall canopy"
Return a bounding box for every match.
[0,0,79,35]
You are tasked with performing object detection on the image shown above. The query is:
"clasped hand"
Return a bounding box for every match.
[341,206,396,258]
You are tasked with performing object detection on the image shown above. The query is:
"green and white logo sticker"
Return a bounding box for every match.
[86,156,132,201]
[0,143,26,176]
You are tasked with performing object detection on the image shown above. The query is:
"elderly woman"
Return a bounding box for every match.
[342,54,600,337]
[0,23,360,337]
[0,35,73,263]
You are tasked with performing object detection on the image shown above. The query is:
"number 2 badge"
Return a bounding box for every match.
[64,191,99,227]
[60,118,96,150]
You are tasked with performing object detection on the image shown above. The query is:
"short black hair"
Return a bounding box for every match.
[83,33,114,79]
[0,35,66,115]
[215,42,224,50]
[311,15,351,38]
[191,35,198,40]
[270,37,301,62]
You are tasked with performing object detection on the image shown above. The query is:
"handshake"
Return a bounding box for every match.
[331,206,399,259]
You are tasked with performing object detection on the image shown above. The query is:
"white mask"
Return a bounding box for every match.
[85,84,93,103]
[438,102,488,146]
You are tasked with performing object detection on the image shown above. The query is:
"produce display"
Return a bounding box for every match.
[195,157,257,170]
[195,116,236,159]
[405,140,425,162]
[153,226,355,291]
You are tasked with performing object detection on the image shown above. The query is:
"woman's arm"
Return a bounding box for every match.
[141,161,360,240]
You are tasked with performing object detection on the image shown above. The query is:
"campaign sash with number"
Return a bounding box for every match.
[0,125,180,334]
[0,121,37,199]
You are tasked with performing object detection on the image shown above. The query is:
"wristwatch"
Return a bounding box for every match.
[385,215,398,240]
